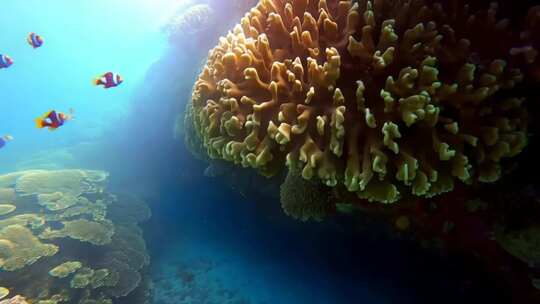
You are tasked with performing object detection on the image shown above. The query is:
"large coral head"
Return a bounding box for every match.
[188,0,536,204]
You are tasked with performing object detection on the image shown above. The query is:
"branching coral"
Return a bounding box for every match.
[188,0,537,204]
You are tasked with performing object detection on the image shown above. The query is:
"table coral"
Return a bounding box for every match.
[0,205,16,216]
[0,225,58,271]
[187,0,537,204]
[0,188,15,203]
[0,170,152,304]
[49,261,83,278]
[37,192,79,211]
[0,288,8,300]
[15,170,108,197]
[39,219,114,246]
[0,296,29,304]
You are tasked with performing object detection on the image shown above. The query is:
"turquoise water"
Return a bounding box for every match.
[0,1,527,303]
[0,0,170,172]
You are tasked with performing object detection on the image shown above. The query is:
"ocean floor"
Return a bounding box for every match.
[143,176,506,304]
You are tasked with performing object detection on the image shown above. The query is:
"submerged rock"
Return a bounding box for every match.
[0,169,152,304]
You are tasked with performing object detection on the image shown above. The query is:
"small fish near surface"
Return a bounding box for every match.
[93,72,123,89]
[0,135,14,150]
[35,110,74,131]
[0,54,13,69]
[27,32,44,49]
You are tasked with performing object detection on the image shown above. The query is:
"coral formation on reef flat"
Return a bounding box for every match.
[186,0,537,206]
[0,296,29,304]
[0,169,152,304]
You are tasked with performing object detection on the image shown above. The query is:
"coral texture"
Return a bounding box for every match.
[0,296,29,304]
[280,167,334,220]
[188,0,536,203]
[0,170,151,304]
[0,288,8,300]
[49,261,83,278]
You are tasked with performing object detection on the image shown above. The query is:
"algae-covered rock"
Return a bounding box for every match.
[0,205,15,216]
[49,261,82,278]
[0,225,58,271]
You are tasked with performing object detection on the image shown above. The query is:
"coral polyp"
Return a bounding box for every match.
[187,0,536,204]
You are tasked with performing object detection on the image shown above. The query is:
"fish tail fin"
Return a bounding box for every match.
[35,118,44,128]
[92,77,101,86]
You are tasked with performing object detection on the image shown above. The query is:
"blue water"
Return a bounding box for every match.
[0,1,511,303]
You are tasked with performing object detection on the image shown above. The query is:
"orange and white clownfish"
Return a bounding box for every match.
[0,54,13,69]
[93,72,123,89]
[35,109,74,131]
[0,135,13,149]
[27,32,44,49]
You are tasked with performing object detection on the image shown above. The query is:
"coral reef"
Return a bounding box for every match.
[164,4,216,38]
[49,261,83,278]
[0,205,16,216]
[0,288,8,300]
[496,224,540,267]
[0,170,152,304]
[187,0,537,205]
[280,167,334,221]
[0,296,29,304]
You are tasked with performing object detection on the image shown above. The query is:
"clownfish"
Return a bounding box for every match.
[27,32,44,49]
[35,109,74,131]
[0,135,13,150]
[0,54,13,69]
[93,72,123,89]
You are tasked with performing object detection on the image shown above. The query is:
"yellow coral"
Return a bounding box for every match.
[0,288,8,300]
[0,214,45,230]
[0,225,58,271]
[39,219,114,246]
[15,170,108,197]
[0,188,15,203]
[49,261,83,278]
[188,0,534,203]
[38,192,78,211]
[0,205,16,216]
